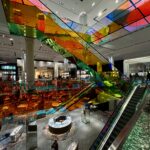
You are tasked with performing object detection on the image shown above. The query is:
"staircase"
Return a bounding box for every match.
[90,86,146,150]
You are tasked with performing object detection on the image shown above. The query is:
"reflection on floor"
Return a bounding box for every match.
[5,109,109,150]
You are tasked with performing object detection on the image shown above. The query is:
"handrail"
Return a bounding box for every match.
[64,83,96,110]
[98,84,139,150]
[90,80,137,150]
[108,85,148,150]
[55,82,95,111]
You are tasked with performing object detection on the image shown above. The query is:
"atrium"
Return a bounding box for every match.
[0,0,150,150]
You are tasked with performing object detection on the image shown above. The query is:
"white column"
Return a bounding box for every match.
[21,52,26,83]
[25,37,35,90]
[108,56,114,70]
[54,62,59,78]
[79,12,87,32]
[124,60,130,77]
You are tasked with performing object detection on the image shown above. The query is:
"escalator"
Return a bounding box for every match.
[90,85,147,150]
[55,82,96,112]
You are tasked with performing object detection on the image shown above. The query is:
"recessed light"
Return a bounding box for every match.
[92,2,95,7]
[115,0,119,3]
[98,11,102,17]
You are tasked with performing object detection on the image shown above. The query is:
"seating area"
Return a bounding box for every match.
[0,80,88,119]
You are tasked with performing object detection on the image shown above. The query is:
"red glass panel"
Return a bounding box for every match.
[124,18,148,32]
[136,0,150,17]
[115,9,143,26]
[37,20,45,32]
[145,15,150,23]
[131,0,141,4]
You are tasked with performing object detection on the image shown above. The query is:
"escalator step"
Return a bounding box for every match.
[108,135,115,143]
[103,144,110,150]
[128,103,136,107]
[126,107,135,113]
[122,112,133,118]
[113,129,120,136]
[116,123,124,130]
[119,118,129,125]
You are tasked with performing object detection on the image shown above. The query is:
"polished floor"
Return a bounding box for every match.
[1,109,109,150]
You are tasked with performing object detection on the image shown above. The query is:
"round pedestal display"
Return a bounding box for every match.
[48,116,72,134]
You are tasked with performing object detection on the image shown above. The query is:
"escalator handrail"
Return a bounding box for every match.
[90,81,138,150]
[55,82,96,112]
[65,83,96,110]
[98,85,139,150]
[108,85,148,150]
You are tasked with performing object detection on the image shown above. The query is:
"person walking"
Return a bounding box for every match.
[51,140,58,150]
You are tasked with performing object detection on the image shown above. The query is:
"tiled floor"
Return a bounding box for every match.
[0,109,109,150]
[37,109,109,150]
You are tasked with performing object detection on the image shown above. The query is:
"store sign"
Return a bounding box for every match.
[0,65,16,70]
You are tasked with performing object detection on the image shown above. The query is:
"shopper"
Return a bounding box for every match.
[51,140,58,150]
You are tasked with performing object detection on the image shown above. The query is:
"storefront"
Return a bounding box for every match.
[0,64,17,81]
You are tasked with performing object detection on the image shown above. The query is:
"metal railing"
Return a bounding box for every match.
[108,85,148,150]
[90,80,137,150]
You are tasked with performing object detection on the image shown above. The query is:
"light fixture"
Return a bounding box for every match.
[56,11,58,14]
[98,11,102,17]
[115,0,119,3]
[92,2,95,7]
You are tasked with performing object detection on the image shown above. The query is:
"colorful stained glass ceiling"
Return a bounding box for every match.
[2,0,105,66]
[31,0,150,45]
[34,0,150,46]
[2,0,150,66]
[86,0,150,45]
[42,0,150,45]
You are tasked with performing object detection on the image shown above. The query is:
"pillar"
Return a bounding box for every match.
[25,37,35,90]
[108,56,114,71]
[79,12,87,32]
[54,62,59,78]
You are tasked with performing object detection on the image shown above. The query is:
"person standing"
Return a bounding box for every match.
[51,140,58,150]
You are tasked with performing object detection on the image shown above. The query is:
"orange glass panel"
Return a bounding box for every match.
[108,22,122,33]
[23,0,34,6]
[119,1,132,10]
[10,0,22,4]
[4,0,103,65]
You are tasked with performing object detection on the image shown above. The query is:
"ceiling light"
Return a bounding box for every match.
[115,0,119,3]
[98,11,102,17]
[56,11,58,14]
[92,2,95,7]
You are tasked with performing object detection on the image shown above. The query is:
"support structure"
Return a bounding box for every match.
[25,37,35,90]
